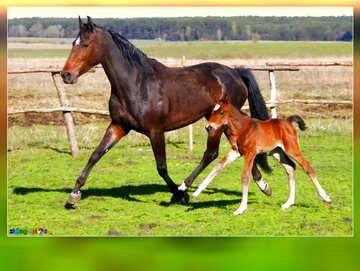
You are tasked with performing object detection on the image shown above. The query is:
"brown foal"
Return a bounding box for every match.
[193,96,331,215]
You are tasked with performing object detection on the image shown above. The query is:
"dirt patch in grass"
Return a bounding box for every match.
[139,223,159,231]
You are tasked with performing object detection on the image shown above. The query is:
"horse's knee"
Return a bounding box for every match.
[206,149,219,162]
[303,161,315,175]
[242,175,250,185]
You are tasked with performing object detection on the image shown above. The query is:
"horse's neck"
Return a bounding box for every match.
[101,45,140,100]
[228,108,251,133]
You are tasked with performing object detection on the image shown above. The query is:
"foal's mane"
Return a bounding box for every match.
[107,29,154,75]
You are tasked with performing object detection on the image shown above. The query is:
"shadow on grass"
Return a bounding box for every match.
[13,184,252,208]
[186,197,256,211]
[13,184,168,202]
[159,191,255,210]
[42,145,72,155]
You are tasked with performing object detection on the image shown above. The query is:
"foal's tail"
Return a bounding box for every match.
[235,67,271,173]
[287,115,307,131]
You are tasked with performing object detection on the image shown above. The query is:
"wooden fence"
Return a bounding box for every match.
[8,60,352,157]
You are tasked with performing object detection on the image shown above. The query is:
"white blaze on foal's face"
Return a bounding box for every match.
[213,103,220,111]
[207,103,227,131]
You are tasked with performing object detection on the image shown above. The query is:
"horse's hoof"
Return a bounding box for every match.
[65,191,81,209]
[171,191,190,205]
[262,183,272,196]
[64,202,77,209]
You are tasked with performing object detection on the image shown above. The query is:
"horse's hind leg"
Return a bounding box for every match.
[65,123,128,209]
[272,150,296,210]
[192,150,240,198]
[252,164,272,196]
[285,141,331,203]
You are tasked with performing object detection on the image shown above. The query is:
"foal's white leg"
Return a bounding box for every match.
[273,153,296,210]
[233,154,254,215]
[233,182,249,215]
[290,153,331,203]
[255,178,272,196]
[309,174,331,203]
[192,150,240,197]
[281,166,296,210]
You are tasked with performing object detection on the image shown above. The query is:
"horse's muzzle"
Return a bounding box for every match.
[205,124,213,132]
[60,71,78,84]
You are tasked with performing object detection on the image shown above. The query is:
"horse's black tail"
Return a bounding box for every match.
[235,67,271,173]
[235,67,269,120]
[287,115,307,131]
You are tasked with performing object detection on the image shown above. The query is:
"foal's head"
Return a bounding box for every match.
[61,16,107,84]
[206,96,232,133]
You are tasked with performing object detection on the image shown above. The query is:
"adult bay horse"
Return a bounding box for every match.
[61,16,271,209]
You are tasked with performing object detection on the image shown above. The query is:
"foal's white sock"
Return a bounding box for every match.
[256,178,267,191]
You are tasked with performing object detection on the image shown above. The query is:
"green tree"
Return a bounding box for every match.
[29,22,43,37]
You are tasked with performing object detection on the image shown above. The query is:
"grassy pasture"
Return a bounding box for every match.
[7,39,353,236]
[7,118,352,236]
[8,39,352,59]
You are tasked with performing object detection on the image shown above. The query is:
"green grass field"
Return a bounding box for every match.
[7,118,352,236]
[7,38,352,236]
[8,40,352,59]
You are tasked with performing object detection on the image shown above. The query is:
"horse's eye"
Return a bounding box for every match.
[219,111,224,115]
[82,44,89,48]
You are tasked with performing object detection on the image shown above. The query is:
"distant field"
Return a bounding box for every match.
[8,39,352,59]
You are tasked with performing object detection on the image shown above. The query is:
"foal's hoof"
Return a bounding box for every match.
[262,183,272,197]
[171,191,190,205]
[64,191,81,209]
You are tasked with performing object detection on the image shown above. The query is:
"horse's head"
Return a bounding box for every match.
[61,16,106,84]
[206,95,231,133]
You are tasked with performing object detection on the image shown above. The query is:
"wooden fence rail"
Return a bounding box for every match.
[8,60,352,156]
[266,62,353,67]
[8,99,352,116]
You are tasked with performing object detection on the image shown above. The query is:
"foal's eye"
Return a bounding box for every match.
[219,111,224,115]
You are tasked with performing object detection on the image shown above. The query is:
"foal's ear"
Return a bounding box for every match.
[221,94,230,104]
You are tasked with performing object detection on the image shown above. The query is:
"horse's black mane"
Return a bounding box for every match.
[107,29,154,75]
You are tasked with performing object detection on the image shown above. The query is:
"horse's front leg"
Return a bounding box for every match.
[192,149,240,198]
[149,130,189,204]
[234,152,256,215]
[65,122,128,209]
[179,128,222,191]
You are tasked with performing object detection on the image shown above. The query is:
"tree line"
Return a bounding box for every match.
[8,16,352,41]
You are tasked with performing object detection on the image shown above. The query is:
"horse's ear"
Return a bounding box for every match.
[221,94,230,104]
[78,16,84,29]
[87,16,95,31]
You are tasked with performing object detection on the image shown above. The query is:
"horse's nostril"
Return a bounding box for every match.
[61,71,70,79]
[205,125,212,132]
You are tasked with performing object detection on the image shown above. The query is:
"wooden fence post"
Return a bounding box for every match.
[51,72,79,157]
[268,70,278,119]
